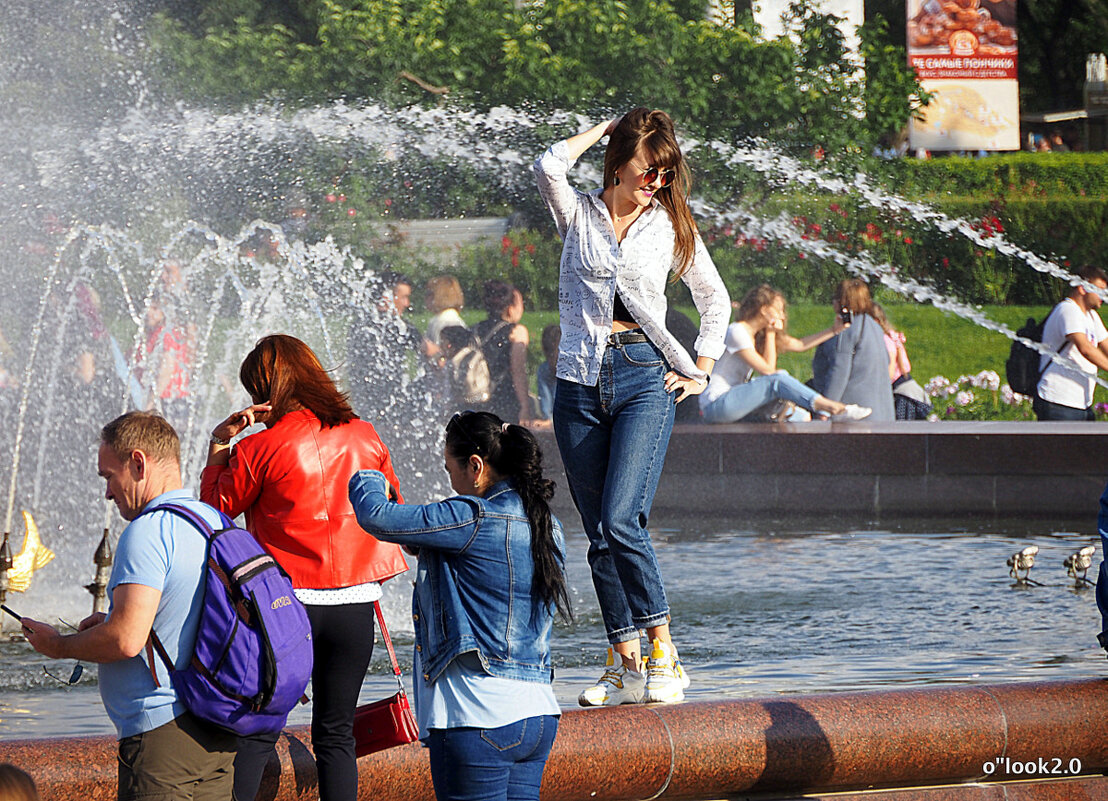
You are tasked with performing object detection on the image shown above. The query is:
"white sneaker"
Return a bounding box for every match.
[832,404,872,422]
[578,649,646,707]
[643,639,688,704]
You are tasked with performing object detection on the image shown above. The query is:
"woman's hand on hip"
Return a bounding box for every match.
[665,371,708,404]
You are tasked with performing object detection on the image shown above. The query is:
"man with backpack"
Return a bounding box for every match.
[22,411,236,800]
[1034,265,1108,421]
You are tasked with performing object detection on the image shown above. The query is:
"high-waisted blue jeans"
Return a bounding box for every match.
[553,339,675,644]
[427,715,559,801]
[700,370,822,423]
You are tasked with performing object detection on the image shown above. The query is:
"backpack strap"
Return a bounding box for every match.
[135,502,232,688]
[474,319,511,349]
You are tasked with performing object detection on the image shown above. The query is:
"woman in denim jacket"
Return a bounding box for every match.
[349,410,571,801]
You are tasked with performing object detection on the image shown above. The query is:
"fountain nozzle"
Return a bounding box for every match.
[1064,545,1096,587]
[85,528,113,615]
[0,532,11,635]
[1007,545,1042,586]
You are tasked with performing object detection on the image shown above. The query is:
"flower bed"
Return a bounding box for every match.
[923,369,1108,421]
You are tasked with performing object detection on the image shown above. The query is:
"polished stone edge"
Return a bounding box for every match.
[4,678,1108,800]
[532,424,1108,519]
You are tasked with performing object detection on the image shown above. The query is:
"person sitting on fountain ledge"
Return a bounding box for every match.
[1033,265,1108,421]
[21,411,235,801]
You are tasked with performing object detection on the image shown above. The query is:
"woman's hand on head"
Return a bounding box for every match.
[604,118,619,137]
[212,402,272,443]
[665,370,708,404]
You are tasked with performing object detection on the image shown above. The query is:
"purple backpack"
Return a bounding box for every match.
[142,503,314,736]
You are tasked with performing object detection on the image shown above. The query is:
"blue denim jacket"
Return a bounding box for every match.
[348,470,564,685]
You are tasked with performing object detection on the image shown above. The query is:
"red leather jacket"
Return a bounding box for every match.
[200,409,408,589]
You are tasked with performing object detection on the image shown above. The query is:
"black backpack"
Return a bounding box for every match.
[1006,312,1060,397]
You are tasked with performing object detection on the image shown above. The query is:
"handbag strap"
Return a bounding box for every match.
[374,600,406,693]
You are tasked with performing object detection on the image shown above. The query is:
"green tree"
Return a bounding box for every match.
[148,0,925,153]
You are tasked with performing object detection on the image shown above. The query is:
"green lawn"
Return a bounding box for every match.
[418,303,1106,403]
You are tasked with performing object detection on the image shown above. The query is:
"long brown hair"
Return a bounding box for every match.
[736,284,783,325]
[833,279,876,317]
[604,107,697,278]
[239,334,355,428]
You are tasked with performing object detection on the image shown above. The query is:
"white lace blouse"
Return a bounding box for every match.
[534,139,730,386]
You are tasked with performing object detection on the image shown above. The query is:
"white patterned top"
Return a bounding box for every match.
[534,139,730,386]
[294,581,382,606]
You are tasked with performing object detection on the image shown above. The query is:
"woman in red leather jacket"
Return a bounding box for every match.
[201,334,408,801]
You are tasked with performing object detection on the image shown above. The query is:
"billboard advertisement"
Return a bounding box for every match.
[907,0,1019,151]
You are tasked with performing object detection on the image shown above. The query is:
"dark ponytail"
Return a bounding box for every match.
[445,411,572,621]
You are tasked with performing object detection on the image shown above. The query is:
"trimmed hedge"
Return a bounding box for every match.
[880,151,1108,199]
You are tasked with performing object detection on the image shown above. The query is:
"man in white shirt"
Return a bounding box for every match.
[1034,265,1108,420]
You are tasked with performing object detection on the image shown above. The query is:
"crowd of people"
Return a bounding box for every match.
[9,105,1108,801]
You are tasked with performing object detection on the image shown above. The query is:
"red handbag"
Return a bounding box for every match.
[353,601,420,757]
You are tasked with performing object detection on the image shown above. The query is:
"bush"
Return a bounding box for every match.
[881,152,1108,199]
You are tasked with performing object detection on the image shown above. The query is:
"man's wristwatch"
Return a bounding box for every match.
[210,434,230,446]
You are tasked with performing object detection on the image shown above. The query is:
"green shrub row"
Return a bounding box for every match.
[879,152,1108,199]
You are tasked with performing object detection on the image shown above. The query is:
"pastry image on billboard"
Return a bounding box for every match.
[910,80,1019,150]
[908,0,1016,54]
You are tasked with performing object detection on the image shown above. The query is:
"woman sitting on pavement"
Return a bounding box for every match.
[811,279,896,422]
[349,410,568,801]
[699,285,871,423]
[201,334,408,801]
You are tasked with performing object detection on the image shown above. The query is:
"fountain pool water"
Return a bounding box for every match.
[1,515,1101,740]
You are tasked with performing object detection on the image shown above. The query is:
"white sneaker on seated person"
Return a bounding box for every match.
[831,404,872,421]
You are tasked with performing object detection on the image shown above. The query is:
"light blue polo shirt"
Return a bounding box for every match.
[98,489,221,739]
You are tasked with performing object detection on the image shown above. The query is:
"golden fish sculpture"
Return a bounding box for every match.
[7,511,55,592]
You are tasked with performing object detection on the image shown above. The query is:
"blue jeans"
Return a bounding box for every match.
[700,371,822,423]
[553,339,675,644]
[427,716,559,801]
[1033,396,1094,421]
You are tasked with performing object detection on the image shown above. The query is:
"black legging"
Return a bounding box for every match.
[233,601,376,801]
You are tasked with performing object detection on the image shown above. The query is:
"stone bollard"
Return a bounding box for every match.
[85,528,112,616]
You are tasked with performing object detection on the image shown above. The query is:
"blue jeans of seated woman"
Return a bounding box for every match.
[427,715,559,801]
[700,371,821,424]
[552,339,675,644]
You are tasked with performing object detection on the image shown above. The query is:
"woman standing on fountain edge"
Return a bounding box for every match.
[534,108,730,705]
[201,334,408,801]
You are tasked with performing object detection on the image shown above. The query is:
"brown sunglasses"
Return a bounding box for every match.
[628,160,676,188]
